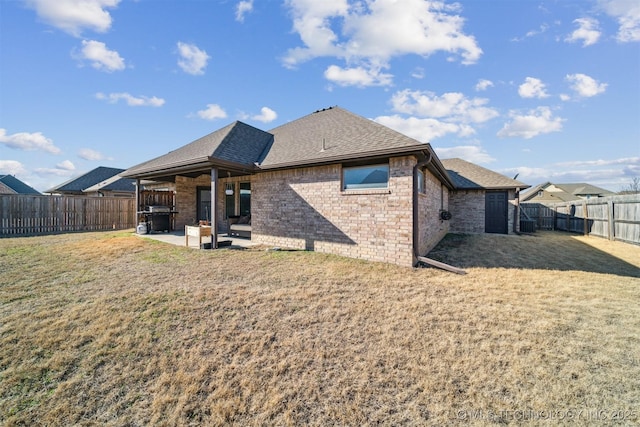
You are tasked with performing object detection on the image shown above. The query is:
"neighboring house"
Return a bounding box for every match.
[123,107,528,267]
[521,182,615,204]
[46,166,135,197]
[0,175,41,195]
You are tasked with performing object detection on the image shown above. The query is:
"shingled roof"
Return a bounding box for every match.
[441,158,528,190]
[521,182,614,202]
[46,167,126,194]
[82,173,135,193]
[260,106,430,168]
[0,175,41,194]
[123,107,447,181]
[123,121,273,178]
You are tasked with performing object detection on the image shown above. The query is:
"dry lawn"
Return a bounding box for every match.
[1,230,639,426]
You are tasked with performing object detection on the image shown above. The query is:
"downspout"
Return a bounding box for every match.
[513,187,521,235]
[412,151,432,265]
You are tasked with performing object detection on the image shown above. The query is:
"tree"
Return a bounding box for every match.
[620,177,640,194]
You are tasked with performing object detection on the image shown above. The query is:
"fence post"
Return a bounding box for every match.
[583,201,588,236]
[607,201,614,241]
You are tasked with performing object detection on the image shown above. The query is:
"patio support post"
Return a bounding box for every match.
[211,167,219,249]
[135,179,140,220]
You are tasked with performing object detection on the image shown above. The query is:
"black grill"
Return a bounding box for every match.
[144,206,172,232]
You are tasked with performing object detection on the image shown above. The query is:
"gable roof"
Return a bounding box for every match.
[0,175,41,194]
[46,167,126,194]
[260,106,432,169]
[441,158,528,190]
[521,182,614,202]
[123,121,274,178]
[82,173,136,193]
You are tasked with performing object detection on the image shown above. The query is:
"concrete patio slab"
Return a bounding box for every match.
[135,230,256,250]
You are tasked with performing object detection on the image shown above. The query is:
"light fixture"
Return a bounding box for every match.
[225,182,234,196]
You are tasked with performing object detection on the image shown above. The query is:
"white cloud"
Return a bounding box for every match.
[434,145,496,164]
[599,0,640,42]
[565,73,607,97]
[475,79,494,91]
[565,18,601,46]
[79,148,112,161]
[35,161,77,177]
[0,160,27,176]
[512,23,552,42]
[176,42,210,75]
[555,157,640,168]
[497,107,565,139]
[518,77,549,99]
[25,0,120,36]
[506,156,640,189]
[236,0,254,22]
[196,104,227,120]
[373,89,499,142]
[324,64,393,87]
[75,40,125,72]
[0,128,61,154]
[411,67,425,79]
[389,89,499,124]
[283,0,481,86]
[251,107,278,123]
[56,160,76,171]
[374,115,468,143]
[96,92,165,107]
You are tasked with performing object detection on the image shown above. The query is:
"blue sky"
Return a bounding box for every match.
[1,0,638,193]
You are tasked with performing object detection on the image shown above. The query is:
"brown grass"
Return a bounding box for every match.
[1,230,639,426]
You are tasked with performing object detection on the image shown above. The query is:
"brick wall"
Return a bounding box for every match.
[449,190,485,233]
[417,172,450,255]
[449,189,519,234]
[170,157,453,266]
[174,174,211,230]
[251,156,446,267]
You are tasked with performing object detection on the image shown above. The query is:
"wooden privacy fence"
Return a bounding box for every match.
[0,194,136,236]
[521,194,640,245]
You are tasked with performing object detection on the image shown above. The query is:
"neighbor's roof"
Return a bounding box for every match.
[441,158,529,190]
[521,182,614,202]
[46,167,125,194]
[82,173,136,193]
[122,121,274,178]
[260,106,434,169]
[0,174,41,194]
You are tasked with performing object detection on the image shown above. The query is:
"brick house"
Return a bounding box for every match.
[122,107,527,267]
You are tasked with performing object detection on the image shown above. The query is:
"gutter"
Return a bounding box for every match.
[412,150,432,263]
[412,150,466,274]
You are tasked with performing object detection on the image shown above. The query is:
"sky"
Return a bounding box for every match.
[1,0,639,193]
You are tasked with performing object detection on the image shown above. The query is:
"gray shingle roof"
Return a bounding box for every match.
[46,167,125,194]
[123,121,273,177]
[261,107,426,168]
[441,158,529,190]
[123,107,439,179]
[521,182,614,202]
[82,173,136,193]
[0,175,41,194]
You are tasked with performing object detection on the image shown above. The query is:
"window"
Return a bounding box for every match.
[343,164,389,190]
[417,169,425,194]
[224,183,235,219]
[239,182,251,216]
[197,187,211,222]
